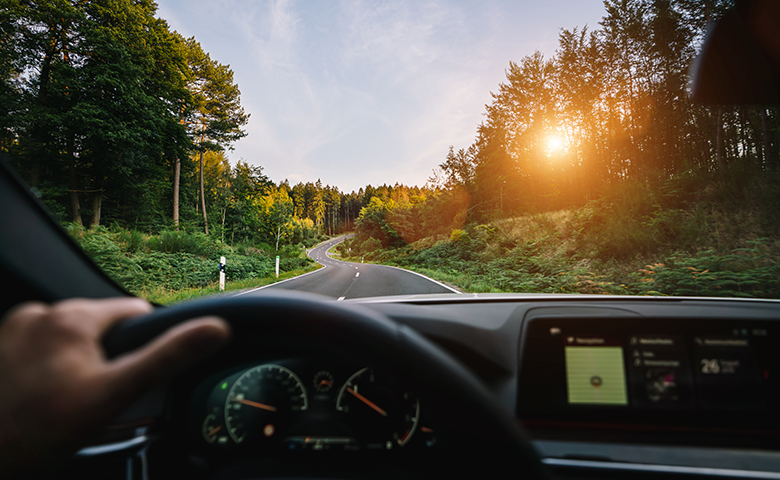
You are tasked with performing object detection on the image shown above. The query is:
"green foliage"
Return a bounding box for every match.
[450,229,467,242]
[359,237,383,258]
[357,168,780,299]
[146,230,220,257]
[635,240,780,298]
[143,264,322,305]
[70,226,310,298]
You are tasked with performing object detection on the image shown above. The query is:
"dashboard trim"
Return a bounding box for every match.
[542,458,780,479]
[76,435,149,457]
[352,293,780,305]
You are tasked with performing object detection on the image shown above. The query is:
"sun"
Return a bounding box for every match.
[545,135,566,156]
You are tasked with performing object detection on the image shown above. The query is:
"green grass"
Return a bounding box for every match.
[386,265,498,293]
[142,264,323,305]
[326,243,342,258]
[66,225,317,301]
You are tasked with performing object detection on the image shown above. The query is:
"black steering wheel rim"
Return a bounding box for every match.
[104,290,550,479]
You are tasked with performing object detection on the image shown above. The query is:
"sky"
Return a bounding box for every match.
[156,0,607,193]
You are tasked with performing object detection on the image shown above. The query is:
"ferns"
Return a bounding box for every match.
[70,226,313,298]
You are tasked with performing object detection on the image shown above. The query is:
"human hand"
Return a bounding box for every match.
[0,298,230,477]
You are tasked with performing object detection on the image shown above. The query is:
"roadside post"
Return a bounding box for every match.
[219,256,226,291]
[275,255,280,278]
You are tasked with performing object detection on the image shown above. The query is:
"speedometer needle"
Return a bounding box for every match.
[347,387,387,417]
[232,397,277,412]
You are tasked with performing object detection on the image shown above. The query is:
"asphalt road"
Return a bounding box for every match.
[239,236,459,300]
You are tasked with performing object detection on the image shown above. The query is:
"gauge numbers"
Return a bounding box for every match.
[202,413,229,445]
[336,368,420,448]
[224,364,308,444]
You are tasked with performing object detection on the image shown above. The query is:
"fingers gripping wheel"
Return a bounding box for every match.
[103,290,550,479]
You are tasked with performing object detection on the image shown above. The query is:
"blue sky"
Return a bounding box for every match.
[156,0,606,193]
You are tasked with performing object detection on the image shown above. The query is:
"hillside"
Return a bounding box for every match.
[340,165,780,298]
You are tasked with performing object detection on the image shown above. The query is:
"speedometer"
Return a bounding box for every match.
[224,364,308,444]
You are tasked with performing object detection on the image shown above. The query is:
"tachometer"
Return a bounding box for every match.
[224,364,308,444]
[336,368,420,449]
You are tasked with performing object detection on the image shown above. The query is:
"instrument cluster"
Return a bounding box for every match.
[188,358,436,453]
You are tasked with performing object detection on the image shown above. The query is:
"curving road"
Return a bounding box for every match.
[238,236,459,300]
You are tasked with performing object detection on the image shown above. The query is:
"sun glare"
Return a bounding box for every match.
[545,135,566,156]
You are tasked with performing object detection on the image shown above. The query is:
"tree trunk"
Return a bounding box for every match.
[30,39,57,188]
[739,106,750,160]
[761,108,773,172]
[716,106,725,170]
[67,137,82,226]
[200,149,209,235]
[173,157,181,228]
[221,207,226,243]
[91,191,102,228]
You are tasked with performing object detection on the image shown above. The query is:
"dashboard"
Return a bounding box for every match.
[79,293,780,479]
[359,294,780,477]
[518,316,778,436]
[188,357,433,453]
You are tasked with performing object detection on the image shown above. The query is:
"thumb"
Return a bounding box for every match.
[101,317,231,405]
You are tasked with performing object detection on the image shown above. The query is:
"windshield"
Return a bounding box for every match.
[2,0,777,303]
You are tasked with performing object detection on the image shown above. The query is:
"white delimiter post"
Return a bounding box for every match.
[275,255,280,278]
[219,256,226,291]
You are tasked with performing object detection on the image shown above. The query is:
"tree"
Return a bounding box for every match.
[181,36,248,234]
[261,188,295,250]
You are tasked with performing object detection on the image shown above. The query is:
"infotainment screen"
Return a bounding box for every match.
[516,317,777,432]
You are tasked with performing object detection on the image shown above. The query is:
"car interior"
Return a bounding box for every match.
[2,1,780,479]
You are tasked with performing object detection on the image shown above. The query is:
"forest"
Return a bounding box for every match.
[340,0,780,298]
[3,0,780,299]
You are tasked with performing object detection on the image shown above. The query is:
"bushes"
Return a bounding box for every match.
[370,174,780,299]
[360,237,382,257]
[635,239,780,298]
[70,226,311,297]
[146,230,220,256]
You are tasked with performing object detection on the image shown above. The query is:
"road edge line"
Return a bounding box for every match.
[236,235,346,296]
[233,264,327,296]
[322,239,461,294]
[368,263,462,294]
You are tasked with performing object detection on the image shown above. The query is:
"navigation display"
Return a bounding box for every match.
[564,336,628,405]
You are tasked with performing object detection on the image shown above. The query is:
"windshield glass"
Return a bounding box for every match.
[3,0,777,303]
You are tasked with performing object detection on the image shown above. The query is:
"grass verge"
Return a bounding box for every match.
[140,264,323,305]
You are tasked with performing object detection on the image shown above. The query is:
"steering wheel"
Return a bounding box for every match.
[103,290,550,479]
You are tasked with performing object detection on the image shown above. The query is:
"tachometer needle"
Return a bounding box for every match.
[208,426,222,436]
[347,387,387,417]
[232,397,277,412]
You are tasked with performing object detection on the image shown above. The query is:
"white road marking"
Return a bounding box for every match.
[368,264,462,294]
[337,296,345,301]
[355,272,360,278]
[234,264,327,296]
